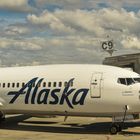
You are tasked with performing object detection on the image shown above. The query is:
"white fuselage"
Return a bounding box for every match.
[0,64,140,117]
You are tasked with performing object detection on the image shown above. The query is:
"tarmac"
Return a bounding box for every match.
[0,115,140,140]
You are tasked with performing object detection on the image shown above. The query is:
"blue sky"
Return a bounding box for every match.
[0,0,140,66]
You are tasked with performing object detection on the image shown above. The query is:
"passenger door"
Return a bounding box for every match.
[90,73,103,98]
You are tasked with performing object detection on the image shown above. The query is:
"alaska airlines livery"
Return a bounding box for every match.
[0,64,140,134]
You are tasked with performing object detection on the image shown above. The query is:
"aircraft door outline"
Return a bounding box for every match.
[90,72,103,98]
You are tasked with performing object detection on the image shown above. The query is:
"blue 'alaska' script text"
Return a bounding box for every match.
[7,78,89,109]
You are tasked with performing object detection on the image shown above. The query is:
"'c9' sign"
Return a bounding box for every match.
[102,41,113,50]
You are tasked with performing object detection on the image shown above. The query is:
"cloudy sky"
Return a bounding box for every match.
[0,0,140,66]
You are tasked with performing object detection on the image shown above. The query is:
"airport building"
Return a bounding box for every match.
[103,53,140,74]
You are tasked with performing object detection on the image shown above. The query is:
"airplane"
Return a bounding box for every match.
[0,64,140,134]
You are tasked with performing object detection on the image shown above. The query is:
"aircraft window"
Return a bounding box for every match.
[118,78,127,85]
[134,78,140,83]
[43,82,46,87]
[64,82,68,87]
[37,83,41,87]
[12,83,15,88]
[32,82,35,87]
[17,83,19,88]
[22,83,25,87]
[48,82,51,87]
[64,81,73,87]
[53,82,57,87]
[3,83,5,88]
[71,81,73,87]
[59,82,62,87]
[118,78,135,86]
[126,78,135,85]
[7,83,10,88]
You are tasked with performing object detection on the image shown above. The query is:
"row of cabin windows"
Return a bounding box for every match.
[0,81,73,88]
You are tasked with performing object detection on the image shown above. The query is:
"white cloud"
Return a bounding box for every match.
[27,9,105,36]
[27,10,75,34]
[107,0,140,9]
[25,7,140,62]
[27,8,140,38]
[5,25,30,35]
[121,35,140,49]
[15,36,100,49]
[1,1,140,66]
[0,36,106,66]
[98,9,140,36]
[35,0,140,10]
[35,0,88,9]
[0,0,36,12]
[0,36,101,51]
[0,38,42,50]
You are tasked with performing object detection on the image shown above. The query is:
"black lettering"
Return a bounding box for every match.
[31,78,43,104]
[60,78,75,109]
[8,77,89,109]
[102,42,107,50]
[25,80,37,104]
[8,78,38,104]
[49,89,60,105]
[72,89,88,105]
[37,89,50,104]
[60,88,75,108]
